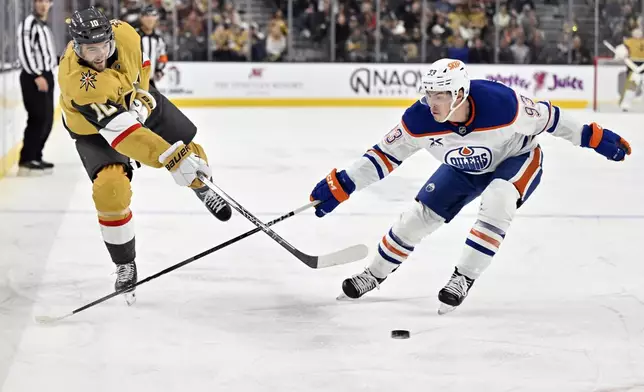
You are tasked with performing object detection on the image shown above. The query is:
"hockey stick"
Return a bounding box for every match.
[602,40,644,74]
[34,199,358,324]
[196,173,369,269]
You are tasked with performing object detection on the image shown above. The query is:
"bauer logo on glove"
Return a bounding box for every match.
[164,144,191,171]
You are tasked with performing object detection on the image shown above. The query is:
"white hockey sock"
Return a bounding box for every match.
[621,89,637,110]
[456,179,517,280]
[457,219,507,279]
[368,201,444,279]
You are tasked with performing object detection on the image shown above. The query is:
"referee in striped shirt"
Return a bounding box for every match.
[16,0,57,175]
[137,5,168,89]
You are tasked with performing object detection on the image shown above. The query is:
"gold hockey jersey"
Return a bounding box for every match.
[623,37,644,61]
[58,19,168,168]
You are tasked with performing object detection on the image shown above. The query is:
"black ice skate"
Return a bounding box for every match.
[17,161,49,176]
[115,261,138,306]
[337,268,386,300]
[437,267,475,315]
[194,184,232,222]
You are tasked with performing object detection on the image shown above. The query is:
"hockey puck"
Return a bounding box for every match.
[391,330,410,339]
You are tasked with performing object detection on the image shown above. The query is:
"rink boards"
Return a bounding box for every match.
[0,62,626,180]
[155,63,595,109]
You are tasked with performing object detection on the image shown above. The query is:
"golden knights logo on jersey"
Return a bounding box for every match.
[79,70,97,91]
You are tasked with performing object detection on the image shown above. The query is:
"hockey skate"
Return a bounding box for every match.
[194,184,232,222]
[115,261,137,306]
[437,267,475,315]
[337,268,386,300]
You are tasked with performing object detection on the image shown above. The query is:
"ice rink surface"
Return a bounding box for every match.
[0,107,643,392]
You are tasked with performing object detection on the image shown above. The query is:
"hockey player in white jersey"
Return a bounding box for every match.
[309,59,632,314]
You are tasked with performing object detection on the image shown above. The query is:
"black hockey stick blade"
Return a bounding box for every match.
[197,173,368,269]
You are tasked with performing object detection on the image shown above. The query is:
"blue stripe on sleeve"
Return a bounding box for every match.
[373,145,402,165]
[546,106,560,133]
[363,153,385,180]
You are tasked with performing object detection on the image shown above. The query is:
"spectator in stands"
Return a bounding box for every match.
[447,35,469,62]
[346,28,369,62]
[510,29,531,63]
[498,36,515,63]
[177,9,207,60]
[120,0,143,28]
[426,34,448,63]
[555,30,571,63]
[469,3,488,37]
[377,14,402,62]
[569,35,592,64]
[270,9,288,36]
[212,20,234,61]
[529,31,554,64]
[458,19,476,43]
[430,13,453,41]
[493,4,511,30]
[265,20,287,61]
[399,0,421,33]
[359,1,378,32]
[335,12,352,61]
[249,22,268,61]
[403,42,419,62]
[231,22,249,61]
[448,4,468,31]
[468,37,491,63]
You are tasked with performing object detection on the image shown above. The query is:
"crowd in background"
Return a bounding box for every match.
[20,0,644,65]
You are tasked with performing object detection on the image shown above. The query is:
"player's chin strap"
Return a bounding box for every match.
[436,96,468,123]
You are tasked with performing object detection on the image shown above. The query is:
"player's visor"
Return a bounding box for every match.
[425,91,453,104]
[79,40,114,62]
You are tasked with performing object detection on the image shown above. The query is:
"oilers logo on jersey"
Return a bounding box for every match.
[444,146,491,172]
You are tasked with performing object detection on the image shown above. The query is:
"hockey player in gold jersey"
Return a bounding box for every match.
[614,29,644,111]
[58,7,232,304]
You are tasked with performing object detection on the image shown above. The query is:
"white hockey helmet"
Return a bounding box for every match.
[419,58,470,122]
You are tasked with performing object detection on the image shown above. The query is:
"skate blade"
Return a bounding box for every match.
[336,292,357,301]
[124,291,136,306]
[17,168,44,177]
[437,303,456,315]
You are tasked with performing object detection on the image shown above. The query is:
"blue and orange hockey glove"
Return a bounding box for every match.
[309,169,356,218]
[581,122,632,161]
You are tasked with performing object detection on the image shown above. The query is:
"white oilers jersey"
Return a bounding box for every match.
[345,79,583,191]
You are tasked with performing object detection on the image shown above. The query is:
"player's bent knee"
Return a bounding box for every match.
[479,179,519,230]
[392,201,444,244]
[92,164,132,214]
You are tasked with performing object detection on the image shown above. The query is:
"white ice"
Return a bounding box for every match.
[0,107,643,392]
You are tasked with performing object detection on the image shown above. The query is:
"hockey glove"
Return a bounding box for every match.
[129,88,157,124]
[581,122,632,161]
[159,141,212,187]
[309,169,356,218]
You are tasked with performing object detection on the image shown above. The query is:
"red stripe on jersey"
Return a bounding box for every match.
[110,123,142,148]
